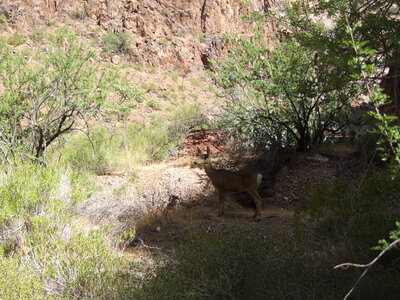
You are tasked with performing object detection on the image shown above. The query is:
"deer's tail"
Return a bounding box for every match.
[256,173,262,188]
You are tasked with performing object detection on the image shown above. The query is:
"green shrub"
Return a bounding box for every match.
[59,120,171,173]
[7,32,26,46]
[0,29,116,161]
[167,104,208,140]
[213,38,356,151]
[115,84,145,103]
[60,127,112,175]
[57,104,208,174]
[177,84,186,92]
[146,98,161,110]
[0,164,60,224]
[102,32,132,55]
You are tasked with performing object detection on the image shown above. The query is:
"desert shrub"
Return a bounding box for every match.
[146,98,161,110]
[58,120,171,173]
[167,104,208,140]
[115,84,145,103]
[60,127,112,175]
[102,32,132,55]
[7,32,26,46]
[0,29,115,161]
[69,9,87,21]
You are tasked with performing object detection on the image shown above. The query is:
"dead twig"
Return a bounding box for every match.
[134,237,162,251]
[334,238,400,300]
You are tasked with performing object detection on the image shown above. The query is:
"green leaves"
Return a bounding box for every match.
[213,38,354,150]
[373,222,400,251]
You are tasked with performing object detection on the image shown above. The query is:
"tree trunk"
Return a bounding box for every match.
[381,65,400,116]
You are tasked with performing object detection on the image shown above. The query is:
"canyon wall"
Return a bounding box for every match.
[0,0,284,72]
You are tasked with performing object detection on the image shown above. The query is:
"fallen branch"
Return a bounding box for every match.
[334,238,400,300]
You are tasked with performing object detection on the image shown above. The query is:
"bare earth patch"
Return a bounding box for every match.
[79,147,344,254]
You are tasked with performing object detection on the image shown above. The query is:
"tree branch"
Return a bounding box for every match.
[334,238,400,300]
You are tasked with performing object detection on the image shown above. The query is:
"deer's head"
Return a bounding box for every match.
[191,146,211,169]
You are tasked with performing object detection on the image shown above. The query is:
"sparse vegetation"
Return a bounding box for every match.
[142,82,158,93]
[69,8,87,21]
[177,84,187,92]
[146,98,161,110]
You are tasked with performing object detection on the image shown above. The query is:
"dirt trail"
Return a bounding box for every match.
[83,148,342,254]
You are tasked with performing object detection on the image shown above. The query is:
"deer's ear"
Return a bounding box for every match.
[196,147,202,156]
[206,146,211,156]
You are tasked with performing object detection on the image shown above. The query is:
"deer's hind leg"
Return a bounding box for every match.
[217,189,225,216]
[248,190,262,221]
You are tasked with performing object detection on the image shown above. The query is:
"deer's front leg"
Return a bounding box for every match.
[218,189,225,216]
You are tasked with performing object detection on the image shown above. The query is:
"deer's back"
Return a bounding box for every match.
[207,168,260,192]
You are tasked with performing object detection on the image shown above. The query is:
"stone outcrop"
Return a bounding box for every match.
[1,0,283,72]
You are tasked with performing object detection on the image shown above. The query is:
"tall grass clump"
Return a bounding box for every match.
[0,164,136,299]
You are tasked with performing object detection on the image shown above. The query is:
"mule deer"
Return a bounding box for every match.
[192,147,263,221]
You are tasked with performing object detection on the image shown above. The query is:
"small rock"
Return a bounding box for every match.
[306,154,329,162]
[111,55,121,65]
[155,226,161,232]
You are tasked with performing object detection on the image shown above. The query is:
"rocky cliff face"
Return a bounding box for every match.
[0,0,282,72]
